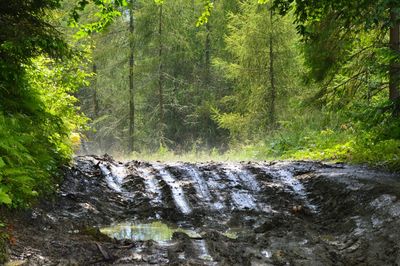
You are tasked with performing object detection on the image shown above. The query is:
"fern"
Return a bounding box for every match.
[0,55,88,207]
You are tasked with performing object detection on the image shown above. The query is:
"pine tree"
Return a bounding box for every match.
[213,1,300,141]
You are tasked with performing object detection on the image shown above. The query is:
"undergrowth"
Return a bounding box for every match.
[127,109,400,172]
[0,57,87,208]
[127,132,399,171]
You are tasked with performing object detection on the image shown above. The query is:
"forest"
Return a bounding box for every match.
[1,0,400,264]
[1,0,399,208]
[0,0,400,265]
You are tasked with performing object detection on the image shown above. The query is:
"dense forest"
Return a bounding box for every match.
[1,0,400,209]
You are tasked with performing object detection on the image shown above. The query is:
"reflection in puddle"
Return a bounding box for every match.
[261,249,272,258]
[193,239,213,261]
[222,230,238,239]
[154,165,192,214]
[100,221,201,241]
[5,261,27,266]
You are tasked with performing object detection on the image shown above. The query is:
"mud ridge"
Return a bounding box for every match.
[5,156,400,265]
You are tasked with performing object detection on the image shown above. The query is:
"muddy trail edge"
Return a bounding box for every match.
[4,155,400,265]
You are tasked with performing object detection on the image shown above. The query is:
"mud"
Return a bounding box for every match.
[4,156,400,265]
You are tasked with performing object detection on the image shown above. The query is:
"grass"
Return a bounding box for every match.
[121,120,400,172]
[106,107,400,171]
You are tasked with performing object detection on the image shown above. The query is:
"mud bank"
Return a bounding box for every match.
[4,155,400,265]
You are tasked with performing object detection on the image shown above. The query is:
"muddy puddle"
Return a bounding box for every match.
[100,221,201,241]
[4,155,400,265]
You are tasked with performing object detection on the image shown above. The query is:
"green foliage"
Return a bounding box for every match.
[0,0,68,69]
[254,106,400,170]
[286,130,400,171]
[270,0,399,110]
[208,0,396,170]
[82,0,230,154]
[272,0,397,34]
[130,143,230,162]
[210,106,399,171]
[196,0,214,26]
[212,1,302,141]
[0,55,88,207]
[77,0,399,173]
[68,0,127,38]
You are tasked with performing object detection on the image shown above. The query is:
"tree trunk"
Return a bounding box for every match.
[268,8,276,127]
[158,4,165,145]
[390,8,400,116]
[128,0,135,152]
[92,63,99,118]
[204,22,211,84]
[92,63,103,152]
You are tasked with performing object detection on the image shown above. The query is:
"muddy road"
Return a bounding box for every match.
[4,155,400,265]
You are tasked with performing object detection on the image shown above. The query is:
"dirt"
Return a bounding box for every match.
[3,155,400,265]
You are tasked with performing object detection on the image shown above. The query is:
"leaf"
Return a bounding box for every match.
[196,1,214,27]
[115,0,128,6]
[0,189,12,205]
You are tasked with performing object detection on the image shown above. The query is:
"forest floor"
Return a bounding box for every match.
[3,155,400,265]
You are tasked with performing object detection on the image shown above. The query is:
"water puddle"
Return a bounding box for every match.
[193,239,213,261]
[99,163,127,192]
[181,165,212,201]
[5,261,27,266]
[100,221,201,241]
[153,164,192,214]
[277,169,308,196]
[276,169,318,212]
[136,166,163,204]
[207,172,227,210]
[222,229,239,239]
[223,168,241,187]
[224,165,260,191]
[261,249,272,258]
[231,191,257,210]
[154,165,192,214]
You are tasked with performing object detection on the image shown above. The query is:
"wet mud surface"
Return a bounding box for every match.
[4,155,400,265]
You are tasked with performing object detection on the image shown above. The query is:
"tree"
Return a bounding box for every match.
[128,0,136,152]
[271,0,400,115]
[0,0,67,113]
[268,7,276,127]
[157,1,166,145]
[390,7,400,115]
[213,1,300,141]
[81,0,230,153]
[0,0,124,206]
[0,0,70,207]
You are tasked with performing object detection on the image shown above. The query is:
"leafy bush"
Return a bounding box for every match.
[267,115,400,170]
[0,56,88,207]
[213,106,400,171]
